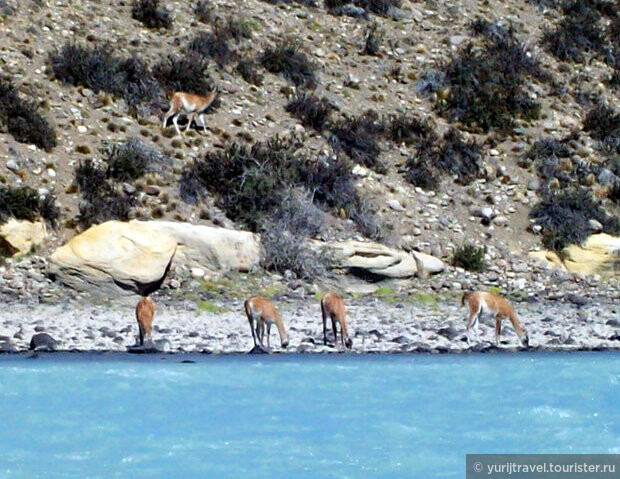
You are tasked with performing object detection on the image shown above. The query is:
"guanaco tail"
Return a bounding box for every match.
[461,291,529,347]
[321,292,352,349]
[162,88,217,136]
[135,296,155,347]
[244,296,289,350]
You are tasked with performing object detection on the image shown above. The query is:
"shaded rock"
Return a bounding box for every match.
[0,219,48,256]
[248,344,270,354]
[567,293,588,306]
[437,325,462,340]
[29,333,58,351]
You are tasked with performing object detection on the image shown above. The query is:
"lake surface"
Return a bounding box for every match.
[0,352,618,478]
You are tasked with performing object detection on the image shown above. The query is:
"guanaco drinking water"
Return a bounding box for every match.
[244,296,289,350]
[461,291,529,347]
[135,296,155,347]
[321,292,352,349]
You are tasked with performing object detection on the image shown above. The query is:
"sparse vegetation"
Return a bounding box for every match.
[363,21,383,56]
[152,52,214,95]
[330,109,386,173]
[74,160,136,229]
[583,104,620,154]
[131,0,173,30]
[236,58,264,85]
[530,187,620,253]
[0,186,59,226]
[261,39,318,89]
[49,42,160,113]
[193,0,214,24]
[325,0,402,16]
[0,76,56,151]
[452,244,486,272]
[186,31,233,68]
[542,0,617,65]
[103,137,163,182]
[285,92,335,130]
[180,135,380,239]
[439,18,546,133]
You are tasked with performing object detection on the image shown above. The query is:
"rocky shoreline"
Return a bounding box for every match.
[1,289,618,355]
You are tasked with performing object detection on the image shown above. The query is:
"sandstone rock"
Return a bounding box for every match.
[0,219,48,255]
[49,220,262,294]
[322,240,444,278]
[529,233,620,277]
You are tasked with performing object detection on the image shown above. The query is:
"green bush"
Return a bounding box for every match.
[0,76,56,151]
[452,244,486,272]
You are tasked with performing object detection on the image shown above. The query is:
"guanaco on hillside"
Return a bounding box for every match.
[461,291,529,347]
[321,292,352,349]
[162,88,217,136]
[135,296,155,347]
[244,296,289,350]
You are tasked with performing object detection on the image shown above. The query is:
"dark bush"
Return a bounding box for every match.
[259,188,327,279]
[74,160,136,229]
[103,137,159,181]
[452,244,486,272]
[261,0,318,6]
[285,92,335,130]
[440,19,546,133]
[530,187,620,252]
[131,0,173,29]
[542,0,617,64]
[236,58,264,85]
[387,113,434,145]
[193,0,213,24]
[363,21,382,56]
[325,0,401,16]
[405,135,441,191]
[330,109,386,173]
[436,128,483,185]
[180,135,380,238]
[583,104,620,154]
[186,31,233,67]
[49,43,160,112]
[260,40,318,89]
[152,52,214,95]
[0,186,59,226]
[0,76,56,151]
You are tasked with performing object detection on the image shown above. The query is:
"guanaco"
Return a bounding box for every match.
[244,296,289,350]
[135,296,155,347]
[461,291,529,347]
[321,292,352,349]
[162,88,217,136]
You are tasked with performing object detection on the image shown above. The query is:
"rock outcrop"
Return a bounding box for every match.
[324,240,445,278]
[0,219,48,255]
[530,233,620,276]
[48,220,261,294]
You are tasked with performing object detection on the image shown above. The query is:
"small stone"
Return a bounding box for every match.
[6,160,19,172]
[77,125,87,133]
[388,199,405,211]
[190,267,205,279]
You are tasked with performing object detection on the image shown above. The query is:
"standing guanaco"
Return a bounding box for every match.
[135,296,155,347]
[461,291,529,347]
[244,296,289,350]
[321,292,352,349]
[162,88,217,136]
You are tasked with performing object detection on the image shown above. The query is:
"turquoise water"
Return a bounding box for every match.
[0,352,618,478]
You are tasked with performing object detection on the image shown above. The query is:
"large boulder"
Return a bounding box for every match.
[48,220,261,294]
[323,240,444,278]
[0,219,48,255]
[530,233,620,277]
